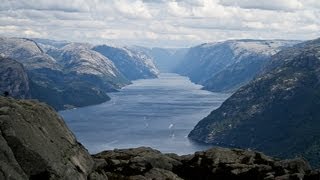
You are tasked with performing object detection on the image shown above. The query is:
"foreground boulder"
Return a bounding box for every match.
[0,96,94,179]
[91,147,320,180]
[0,97,319,179]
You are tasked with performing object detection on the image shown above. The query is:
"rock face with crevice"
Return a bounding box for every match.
[0,96,94,179]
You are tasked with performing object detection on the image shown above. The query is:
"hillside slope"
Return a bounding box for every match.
[0,38,128,110]
[189,38,320,168]
[93,45,159,80]
[175,40,298,92]
[133,46,188,73]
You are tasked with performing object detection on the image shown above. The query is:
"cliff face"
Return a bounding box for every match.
[188,38,320,168]
[0,96,94,179]
[0,57,30,99]
[0,96,319,180]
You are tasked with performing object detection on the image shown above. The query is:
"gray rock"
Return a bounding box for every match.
[0,57,30,99]
[0,96,94,179]
[91,146,318,180]
[0,129,28,180]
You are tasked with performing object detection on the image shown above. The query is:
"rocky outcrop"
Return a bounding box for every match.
[0,96,94,179]
[91,147,319,180]
[0,57,30,99]
[189,38,320,168]
[175,40,299,92]
[0,97,319,180]
[93,45,159,80]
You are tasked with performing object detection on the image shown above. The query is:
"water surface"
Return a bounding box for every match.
[60,73,229,154]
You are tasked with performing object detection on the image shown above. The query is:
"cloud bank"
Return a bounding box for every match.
[0,0,319,47]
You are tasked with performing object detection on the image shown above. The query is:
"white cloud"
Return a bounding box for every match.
[113,0,153,19]
[0,0,319,47]
[219,0,303,11]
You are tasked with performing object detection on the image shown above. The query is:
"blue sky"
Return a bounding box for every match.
[1,0,320,47]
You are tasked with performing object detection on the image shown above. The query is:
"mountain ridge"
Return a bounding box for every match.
[175,39,300,92]
[0,37,159,110]
[188,38,320,168]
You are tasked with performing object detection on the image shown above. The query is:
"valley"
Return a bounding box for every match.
[60,73,230,154]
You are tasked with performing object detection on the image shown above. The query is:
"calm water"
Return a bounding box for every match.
[60,73,229,154]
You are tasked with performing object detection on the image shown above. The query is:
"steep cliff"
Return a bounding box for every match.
[0,57,30,99]
[0,96,94,179]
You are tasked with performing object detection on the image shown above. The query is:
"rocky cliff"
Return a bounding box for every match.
[0,96,319,180]
[189,38,320,168]
[0,96,94,179]
[0,57,30,99]
[175,40,299,92]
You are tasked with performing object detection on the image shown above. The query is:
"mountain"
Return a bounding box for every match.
[32,38,70,49]
[93,45,159,80]
[1,96,319,180]
[0,57,30,99]
[132,46,188,73]
[0,37,116,110]
[49,43,130,90]
[175,40,299,92]
[0,37,61,71]
[188,38,320,168]
[0,37,163,110]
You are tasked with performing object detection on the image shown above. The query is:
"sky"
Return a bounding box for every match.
[1,0,320,47]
